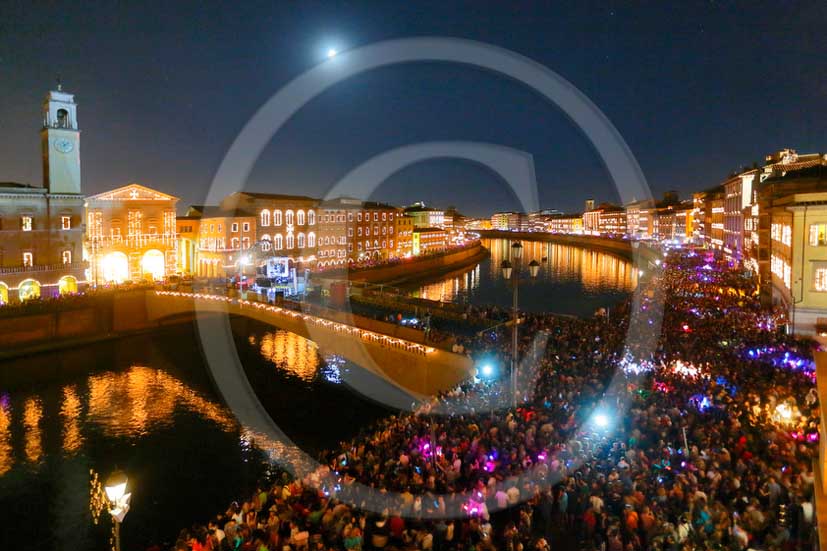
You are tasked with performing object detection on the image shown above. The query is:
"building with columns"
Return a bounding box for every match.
[85,184,178,284]
[0,85,87,303]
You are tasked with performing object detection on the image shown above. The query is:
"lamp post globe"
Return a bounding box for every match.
[528,259,540,279]
[511,241,523,260]
[501,260,513,280]
[104,470,128,503]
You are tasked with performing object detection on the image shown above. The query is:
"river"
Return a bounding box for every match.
[412,238,637,316]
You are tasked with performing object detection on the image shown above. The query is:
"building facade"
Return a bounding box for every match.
[405,203,445,229]
[413,228,447,256]
[220,192,318,268]
[86,184,179,283]
[548,213,584,234]
[394,213,414,258]
[0,86,87,303]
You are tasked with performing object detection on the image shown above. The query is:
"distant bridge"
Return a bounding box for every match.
[148,291,475,398]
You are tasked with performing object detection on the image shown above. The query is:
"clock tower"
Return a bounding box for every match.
[41,83,81,194]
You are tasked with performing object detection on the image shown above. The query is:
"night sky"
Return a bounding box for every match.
[3,1,826,216]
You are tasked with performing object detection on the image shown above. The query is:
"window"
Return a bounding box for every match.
[374,213,378,221]
[297,233,305,248]
[308,210,316,225]
[382,213,387,221]
[231,223,239,232]
[273,210,282,226]
[358,227,362,236]
[274,235,283,250]
[242,237,250,249]
[358,243,362,251]
[809,223,827,246]
[348,213,353,222]
[217,224,222,233]
[217,238,225,249]
[61,216,71,230]
[260,234,271,251]
[358,213,362,222]
[260,209,271,227]
[347,228,353,237]
[285,210,294,226]
[815,265,827,292]
[307,232,316,247]
[209,224,215,233]
[286,234,294,249]
[21,216,32,231]
[231,237,240,249]
[297,210,305,225]
[390,239,394,248]
[22,252,33,267]
[243,222,250,232]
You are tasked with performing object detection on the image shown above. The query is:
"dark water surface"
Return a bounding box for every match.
[413,238,637,316]
[0,321,392,550]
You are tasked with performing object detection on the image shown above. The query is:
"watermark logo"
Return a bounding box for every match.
[193,36,659,518]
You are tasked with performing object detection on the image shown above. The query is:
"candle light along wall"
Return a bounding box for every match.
[155,291,437,356]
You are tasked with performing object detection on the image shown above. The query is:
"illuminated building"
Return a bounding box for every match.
[316,198,399,266]
[584,199,595,212]
[723,170,757,258]
[490,212,511,230]
[183,207,257,277]
[412,228,447,256]
[750,155,827,334]
[692,186,725,248]
[219,192,318,268]
[624,199,655,239]
[86,184,179,283]
[584,203,625,236]
[507,212,529,232]
[548,213,583,234]
[0,85,87,303]
[405,203,445,229]
[175,209,200,276]
[395,213,414,257]
[528,210,562,232]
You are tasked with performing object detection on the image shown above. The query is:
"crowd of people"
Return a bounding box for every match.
[171,249,820,551]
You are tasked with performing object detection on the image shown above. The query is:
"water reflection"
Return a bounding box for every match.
[257,330,320,382]
[0,396,11,476]
[61,386,83,455]
[415,238,637,311]
[24,397,43,464]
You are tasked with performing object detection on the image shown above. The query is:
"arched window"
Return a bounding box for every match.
[297,232,305,248]
[273,234,283,250]
[297,210,305,225]
[231,237,240,249]
[307,232,316,247]
[285,210,294,226]
[260,209,271,227]
[308,210,316,225]
[273,210,282,226]
[286,233,294,249]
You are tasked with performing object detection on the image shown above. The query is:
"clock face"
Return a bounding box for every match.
[54,138,74,153]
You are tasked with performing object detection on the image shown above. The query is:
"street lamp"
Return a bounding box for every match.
[502,241,538,409]
[104,470,131,551]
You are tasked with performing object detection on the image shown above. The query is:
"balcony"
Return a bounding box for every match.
[0,261,87,275]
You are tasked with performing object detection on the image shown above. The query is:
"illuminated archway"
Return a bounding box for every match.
[101,252,129,283]
[58,276,78,295]
[0,282,8,305]
[141,250,165,281]
[18,279,41,301]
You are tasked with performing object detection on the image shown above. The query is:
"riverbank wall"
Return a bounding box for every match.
[477,230,661,265]
[315,242,488,287]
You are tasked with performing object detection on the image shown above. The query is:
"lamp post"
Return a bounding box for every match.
[104,470,131,551]
[500,242,540,409]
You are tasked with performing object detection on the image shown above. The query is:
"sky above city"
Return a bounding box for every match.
[3,1,826,216]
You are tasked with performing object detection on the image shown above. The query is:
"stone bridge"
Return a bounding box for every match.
[146,291,475,398]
